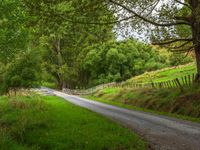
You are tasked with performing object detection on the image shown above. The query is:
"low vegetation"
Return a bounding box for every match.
[86,85,200,122]
[126,63,196,84]
[0,93,146,150]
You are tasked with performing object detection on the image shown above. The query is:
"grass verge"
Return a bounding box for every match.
[84,86,200,123]
[126,63,196,84]
[0,94,146,150]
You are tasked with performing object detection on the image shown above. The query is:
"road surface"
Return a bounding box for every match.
[39,87,200,150]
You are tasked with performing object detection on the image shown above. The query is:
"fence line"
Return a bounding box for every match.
[119,73,197,90]
[62,82,116,95]
[62,73,197,95]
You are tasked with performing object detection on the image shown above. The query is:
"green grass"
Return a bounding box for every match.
[0,94,146,150]
[126,63,196,84]
[85,86,200,123]
[100,88,121,94]
[83,63,200,123]
[41,82,57,89]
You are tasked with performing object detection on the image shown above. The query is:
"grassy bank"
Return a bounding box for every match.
[85,86,200,122]
[0,94,146,150]
[126,63,196,84]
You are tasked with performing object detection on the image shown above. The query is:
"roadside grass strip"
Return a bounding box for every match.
[0,95,146,150]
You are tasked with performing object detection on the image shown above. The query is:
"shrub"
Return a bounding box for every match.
[0,50,41,95]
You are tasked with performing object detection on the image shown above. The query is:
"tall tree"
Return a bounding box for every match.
[100,0,200,81]
[22,0,114,89]
[0,0,42,94]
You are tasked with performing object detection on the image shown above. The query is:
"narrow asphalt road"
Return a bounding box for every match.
[40,87,200,150]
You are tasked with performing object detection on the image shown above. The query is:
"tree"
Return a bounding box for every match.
[22,0,115,89]
[0,0,38,95]
[0,0,30,64]
[0,50,41,95]
[82,39,169,86]
[98,0,200,81]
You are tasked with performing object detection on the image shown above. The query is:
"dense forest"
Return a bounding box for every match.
[0,0,198,92]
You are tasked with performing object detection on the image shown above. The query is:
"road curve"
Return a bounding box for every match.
[40,87,200,150]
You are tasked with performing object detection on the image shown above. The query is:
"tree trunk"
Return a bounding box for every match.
[62,82,66,91]
[53,38,67,90]
[57,82,66,90]
[57,75,66,90]
[194,48,200,81]
[190,0,200,81]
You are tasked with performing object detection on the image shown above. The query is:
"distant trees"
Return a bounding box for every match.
[22,0,115,89]
[104,0,200,81]
[81,40,170,86]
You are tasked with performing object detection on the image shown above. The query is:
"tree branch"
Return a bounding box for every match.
[171,41,191,49]
[152,38,193,45]
[170,45,194,52]
[57,14,136,25]
[107,0,191,27]
[174,0,193,10]
[174,16,191,23]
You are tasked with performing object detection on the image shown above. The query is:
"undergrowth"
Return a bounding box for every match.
[87,85,200,121]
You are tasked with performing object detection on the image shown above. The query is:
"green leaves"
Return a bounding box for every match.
[25,0,115,89]
[0,50,41,94]
[0,0,30,63]
[82,39,170,85]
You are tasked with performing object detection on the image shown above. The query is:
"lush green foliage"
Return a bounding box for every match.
[0,94,146,150]
[0,0,30,64]
[0,0,115,91]
[0,51,41,94]
[23,0,115,89]
[0,0,41,94]
[81,40,193,86]
[0,0,195,91]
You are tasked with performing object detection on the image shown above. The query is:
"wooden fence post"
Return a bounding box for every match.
[175,78,183,92]
[159,83,162,89]
[184,76,188,85]
[188,74,191,86]
[172,80,176,87]
[168,80,173,88]
[151,82,155,88]
[167,81,171,88]
[181,77,185,85]
[192,73,196,83]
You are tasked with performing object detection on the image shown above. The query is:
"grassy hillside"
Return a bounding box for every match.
[126,63,196,84]
[0,93,146,150]
[86,63,200,122]
[86,86,200,122]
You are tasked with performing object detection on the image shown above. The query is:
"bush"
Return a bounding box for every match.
[0,50,41,95]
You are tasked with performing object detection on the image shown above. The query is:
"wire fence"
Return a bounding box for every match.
[63,73,197,95]
[62,82,116,95]
[114,73,197,90]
